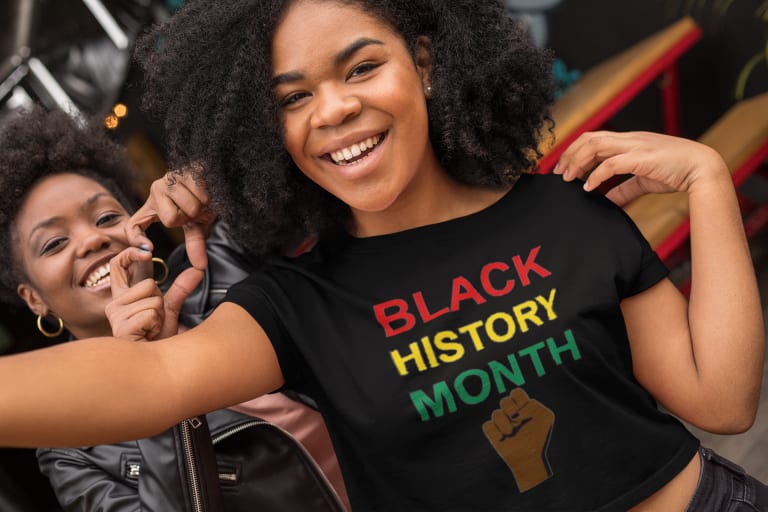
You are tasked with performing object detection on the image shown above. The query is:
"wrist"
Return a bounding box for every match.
[686,145,731,193]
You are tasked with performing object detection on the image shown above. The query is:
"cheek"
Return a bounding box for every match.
[281,119,305,162]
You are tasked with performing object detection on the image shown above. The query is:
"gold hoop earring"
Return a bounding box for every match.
[152,257,169,285]
[36,314,64,338]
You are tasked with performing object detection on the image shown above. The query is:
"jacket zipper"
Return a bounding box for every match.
[181,417,204,512]
[212,419,346,510]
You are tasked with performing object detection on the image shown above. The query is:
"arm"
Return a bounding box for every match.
[556,131,765,433]
[0,304,284,448]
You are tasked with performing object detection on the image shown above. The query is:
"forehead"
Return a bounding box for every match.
[272,0,401,72]
[16,173,115,228]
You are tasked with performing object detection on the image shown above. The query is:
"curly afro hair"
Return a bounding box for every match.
[136,0,554,256]
[0,105,138,304]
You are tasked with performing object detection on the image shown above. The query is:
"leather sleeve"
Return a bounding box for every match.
[164,222,256,326]
[36,443,141,512]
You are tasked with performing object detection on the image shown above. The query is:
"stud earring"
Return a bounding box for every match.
[37,313,64,338]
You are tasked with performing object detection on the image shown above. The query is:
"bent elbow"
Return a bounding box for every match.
[704,417,755,435]
[688,403,758,435]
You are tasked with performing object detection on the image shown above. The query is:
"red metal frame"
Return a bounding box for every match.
[538,27,702,174]
[660,64,681,136]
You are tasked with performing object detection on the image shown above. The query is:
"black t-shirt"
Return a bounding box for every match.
[225,174,699,511]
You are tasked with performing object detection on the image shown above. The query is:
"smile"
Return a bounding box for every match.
[328,132,386,165]
[84,263,111,288]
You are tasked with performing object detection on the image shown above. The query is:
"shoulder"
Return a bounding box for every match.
[517,173,614,205]
[511,173,629,224]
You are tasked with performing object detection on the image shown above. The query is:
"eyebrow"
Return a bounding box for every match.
[28,192,110,241]
[271,37,385,88]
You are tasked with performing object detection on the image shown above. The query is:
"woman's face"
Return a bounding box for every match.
[14,173,150,339]
[272,0,442,223]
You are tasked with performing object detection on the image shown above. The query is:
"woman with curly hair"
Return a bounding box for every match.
[0,107,143,330]
[0,106,348,511]
[0,1,766,510]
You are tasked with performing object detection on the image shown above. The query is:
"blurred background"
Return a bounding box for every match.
[0,0,766,509]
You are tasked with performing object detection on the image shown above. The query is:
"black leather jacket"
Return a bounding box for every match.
[37,408,345,512]
[37,224,345,512]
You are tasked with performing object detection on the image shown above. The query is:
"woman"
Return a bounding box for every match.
[0,106,347,511]
[1,1,766,510]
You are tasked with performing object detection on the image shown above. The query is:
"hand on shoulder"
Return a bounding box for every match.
[553,131,730,207]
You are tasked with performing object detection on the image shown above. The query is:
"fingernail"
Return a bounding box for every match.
[583,181,592,192]
[552,162,560,174]
[140,244,150,252]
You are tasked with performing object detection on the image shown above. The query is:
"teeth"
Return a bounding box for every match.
[84,263,111,288]
[330,134,382,163]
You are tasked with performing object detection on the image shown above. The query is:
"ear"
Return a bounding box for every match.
[414,36,433,98]
[17,282,49,317]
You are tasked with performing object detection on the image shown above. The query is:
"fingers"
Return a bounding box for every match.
[485,388,532,437]
[126,202,158,254]
[110,247,153,296]
[603,176,648,207]
[182,223,209,270]
[157,267,204,339]
[127,170,215,270]
[553,131,701,201]
[581,154,636,194]
[105,280,164,341]
[166,171,211,219]
[155,170,213,225]
[107,243,204,341]
[553,131,633,183]
[109,247,164,341]
[163,267,204,321]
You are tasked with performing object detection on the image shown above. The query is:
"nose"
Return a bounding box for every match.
[74,227,112,258]
[310,84,361,129]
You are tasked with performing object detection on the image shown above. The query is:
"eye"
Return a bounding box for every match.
[96,212,121,227]
[279,91,311,108]
[348,62,380,79]
[41,237,67,255]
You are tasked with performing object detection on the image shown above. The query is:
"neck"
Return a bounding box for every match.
[351,168,510,238]
[68,319,113,341]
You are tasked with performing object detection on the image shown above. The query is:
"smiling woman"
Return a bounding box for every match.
[272,2,444,230]
[0,107,141,336]
[0,106,350,512]
[13,173,150,339]
[0,1,766,511]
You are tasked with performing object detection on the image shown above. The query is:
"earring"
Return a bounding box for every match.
[36,313,64,338]
[426,85,432,96]
[152,257,169,285]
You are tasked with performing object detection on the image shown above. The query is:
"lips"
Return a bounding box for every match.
[328,132,386,165]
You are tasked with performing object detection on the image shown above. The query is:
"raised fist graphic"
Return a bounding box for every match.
[483,388,555,492]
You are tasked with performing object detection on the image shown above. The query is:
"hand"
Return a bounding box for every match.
[554,131,730,206]
[106,247,204,341]
[126,165,216,270]
[483,388,555,492]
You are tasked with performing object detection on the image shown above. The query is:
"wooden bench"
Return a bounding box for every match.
[538,17,702,173]
[624,91,768,264]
